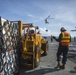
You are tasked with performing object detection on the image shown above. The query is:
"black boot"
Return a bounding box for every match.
[60,64,65,69]
[56,61,61,69]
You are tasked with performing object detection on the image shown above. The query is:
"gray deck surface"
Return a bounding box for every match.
[20,37,76,75]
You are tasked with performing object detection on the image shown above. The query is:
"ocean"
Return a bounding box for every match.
[43,36,76,51]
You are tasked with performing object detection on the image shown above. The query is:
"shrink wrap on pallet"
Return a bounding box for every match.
[0,17,20,75]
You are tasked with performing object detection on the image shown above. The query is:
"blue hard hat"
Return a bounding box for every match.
[60,27,66,32]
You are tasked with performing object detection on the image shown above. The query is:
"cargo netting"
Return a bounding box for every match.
[0,17,20,75]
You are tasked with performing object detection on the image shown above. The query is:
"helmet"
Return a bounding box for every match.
[60,27,66,32]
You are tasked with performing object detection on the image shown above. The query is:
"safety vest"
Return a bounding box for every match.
[61,32,70,46]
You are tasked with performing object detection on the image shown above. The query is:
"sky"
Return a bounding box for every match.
[0,0,76,37]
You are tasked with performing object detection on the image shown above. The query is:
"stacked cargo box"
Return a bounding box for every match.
[0,17,20,75]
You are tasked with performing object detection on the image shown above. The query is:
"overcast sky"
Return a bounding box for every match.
[0,0,76,37]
